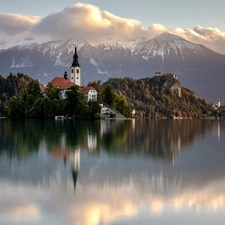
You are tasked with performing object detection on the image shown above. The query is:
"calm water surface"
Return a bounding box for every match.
[0,119,225,225]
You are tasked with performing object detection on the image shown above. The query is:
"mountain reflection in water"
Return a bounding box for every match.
[0,119,225,225]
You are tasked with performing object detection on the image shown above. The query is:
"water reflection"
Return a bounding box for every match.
[0,119,225,225]
[0,119,219,161]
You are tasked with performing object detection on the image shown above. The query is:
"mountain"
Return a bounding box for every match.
[0,33,225,104]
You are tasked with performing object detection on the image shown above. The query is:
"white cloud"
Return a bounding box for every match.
[32,3,146,41]
[0,3,225,54]
[169,26,225,54]
[0,12,40,35]
[0,12,40,45]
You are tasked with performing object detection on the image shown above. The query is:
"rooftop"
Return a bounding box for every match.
[50,77,75,90]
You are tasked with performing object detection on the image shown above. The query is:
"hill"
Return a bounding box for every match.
[103,75,221,119]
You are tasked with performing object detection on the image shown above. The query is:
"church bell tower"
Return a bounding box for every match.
[71,47,81,87]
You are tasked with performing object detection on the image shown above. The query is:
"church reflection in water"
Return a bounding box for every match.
[1,119,225,225]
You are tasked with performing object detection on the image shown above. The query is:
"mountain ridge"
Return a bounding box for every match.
[0,33,225,104]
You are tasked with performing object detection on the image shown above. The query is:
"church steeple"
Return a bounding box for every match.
[70,46,81,86]
[72,47,80,67]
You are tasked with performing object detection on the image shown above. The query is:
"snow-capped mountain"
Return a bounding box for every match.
[0,33,225,104]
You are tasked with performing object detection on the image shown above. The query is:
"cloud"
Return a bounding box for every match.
[0,3,225,54]
[0,12,40,35]
[0,12,40,44]
[32,2,146,41]
[169,26,225,54]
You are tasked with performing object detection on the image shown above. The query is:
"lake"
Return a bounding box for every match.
[0,119,225,225]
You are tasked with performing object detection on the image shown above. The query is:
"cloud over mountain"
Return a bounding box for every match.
[32,3,147,41]
[0,3,225,54]
[170,26,225,55]
[0,12,40,44]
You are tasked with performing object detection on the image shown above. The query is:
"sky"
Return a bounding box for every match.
[1,0,225,53]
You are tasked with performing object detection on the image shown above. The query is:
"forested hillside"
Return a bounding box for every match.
[103,77,225,118]
[0,73,35,115]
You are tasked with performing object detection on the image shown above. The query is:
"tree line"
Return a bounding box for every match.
[0,73,131,119]
[1,73,225,119]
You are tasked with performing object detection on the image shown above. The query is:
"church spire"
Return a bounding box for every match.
[72,46,80,67]
[70,46,81,86]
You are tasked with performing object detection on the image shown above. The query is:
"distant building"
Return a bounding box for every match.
[155,72,162,76]
[213,99,221,109]
[132,109,137,118]
[166,73,178,79]
[154,72,178,80]
[218,99,221,108]
[100,104,110,118]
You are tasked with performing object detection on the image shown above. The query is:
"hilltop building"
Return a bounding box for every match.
[218,99,221,108]
[155,72,178,80]
[49,47,97,100]
[213,99,221,109]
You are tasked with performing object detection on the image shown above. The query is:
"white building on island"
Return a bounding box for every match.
[80,86,98,102]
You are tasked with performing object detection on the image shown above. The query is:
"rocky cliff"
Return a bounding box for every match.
[151,74,182,97]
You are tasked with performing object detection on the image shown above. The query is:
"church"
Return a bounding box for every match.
[50,47,98,101]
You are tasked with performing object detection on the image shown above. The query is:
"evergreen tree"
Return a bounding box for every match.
[101,84,116,107]
[65,85,88,118]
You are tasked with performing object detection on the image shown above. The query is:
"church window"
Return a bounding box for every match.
[76,69,79,73]
[77,77,79,79]
[72,69,74,73]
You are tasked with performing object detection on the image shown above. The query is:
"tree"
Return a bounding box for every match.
[88,101,101,120]
[65,86,88,118]
[46,83,61,100]
[7,96,25,118]
[29,97,44,118]
[101,84,116,107]
[115,95,131,118]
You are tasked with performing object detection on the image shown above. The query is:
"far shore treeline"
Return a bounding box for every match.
[0,73,225,119]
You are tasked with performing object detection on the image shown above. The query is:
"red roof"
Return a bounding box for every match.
[50,77,75,90]
[80,86,97,94]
